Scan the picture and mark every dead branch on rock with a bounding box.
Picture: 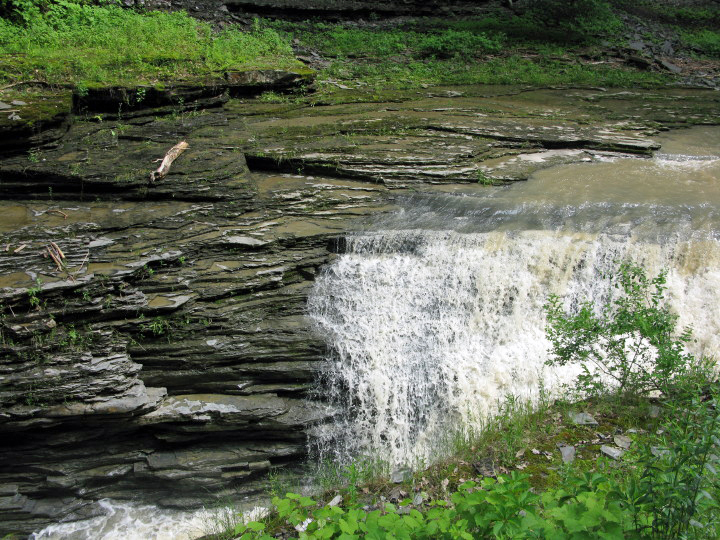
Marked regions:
[49,242,65,259]
[47,246,64,272]
[73,250,90,280]
[46,242,74,280]
[47,209,68,219]
[150,141,188,182]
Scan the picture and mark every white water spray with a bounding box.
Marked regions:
[30,499,267,540]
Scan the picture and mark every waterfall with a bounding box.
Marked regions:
[308,127,720,469]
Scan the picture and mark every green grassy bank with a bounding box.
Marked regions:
[0,4,302,87]
[1,0,719,92]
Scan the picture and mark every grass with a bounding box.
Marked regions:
[316,54,671,92]
[1,0,710,92]
[266,14,674,95]
[682,29,720,58]
[0,6,303,86]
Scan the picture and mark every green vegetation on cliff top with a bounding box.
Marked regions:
[2,0,719,92]
[0,3,302,86]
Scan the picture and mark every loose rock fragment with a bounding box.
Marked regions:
[558,445,576,463]
[569,412,598,425]
[614,435,632,449]
[601,445,625,460]
[391,467,411,484]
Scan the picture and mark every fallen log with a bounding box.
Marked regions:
[150,141,189,182]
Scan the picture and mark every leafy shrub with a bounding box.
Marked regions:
[545,261,694,397]
[632,392,720,539]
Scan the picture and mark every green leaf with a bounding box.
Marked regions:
[246,521,266,532]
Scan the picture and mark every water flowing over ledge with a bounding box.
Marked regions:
[308,127,720,469]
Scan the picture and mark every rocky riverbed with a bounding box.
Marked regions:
[1,77,718,536]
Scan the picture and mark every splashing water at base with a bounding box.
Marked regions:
[308,126,720,470]
[30,500,266,540]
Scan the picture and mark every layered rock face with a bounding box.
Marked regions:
[1,81,718,535]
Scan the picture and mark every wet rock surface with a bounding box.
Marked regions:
[0,84,718,535]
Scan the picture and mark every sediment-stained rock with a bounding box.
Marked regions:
[0,84,718,536]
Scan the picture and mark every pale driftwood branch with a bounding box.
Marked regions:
[150,141,189,182]
[47,246,64,272]
[50,241,65,259]
[73,250,90,279]
[48,209,68,219]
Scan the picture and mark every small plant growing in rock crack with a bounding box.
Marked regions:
[141,317,171,336]
[135,86,147,104]
[137,264,155,279]
[476,169,493,185]
[27,278,43,309]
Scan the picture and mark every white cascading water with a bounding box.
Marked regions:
[308,126,720,470]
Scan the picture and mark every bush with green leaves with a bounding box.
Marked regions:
[233,474,542,540]
[631,392,720,539]
[544,261,694,397]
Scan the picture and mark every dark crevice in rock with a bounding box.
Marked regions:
[246,153,380,183]
[424,125,660,155]
[223,0,491,19]
[0,170,231,202]
[71,70,315,115]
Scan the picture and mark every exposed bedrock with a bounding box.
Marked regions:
[0,84,718,535]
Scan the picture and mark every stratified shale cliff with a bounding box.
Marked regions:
[1,76,718,535]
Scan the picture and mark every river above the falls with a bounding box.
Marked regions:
[29,122,720,539]
[308,125,720,470]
